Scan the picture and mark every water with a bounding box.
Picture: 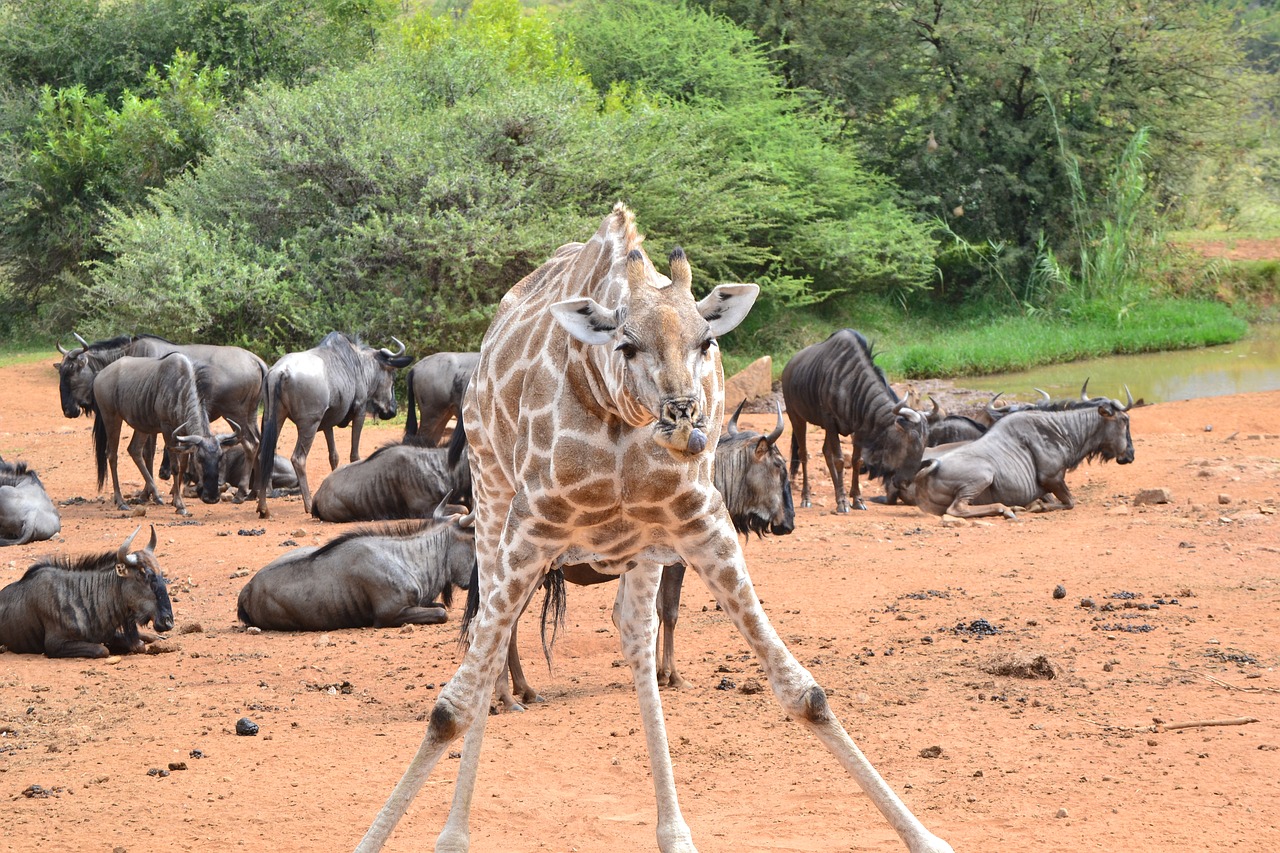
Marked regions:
[970,324,1280,404]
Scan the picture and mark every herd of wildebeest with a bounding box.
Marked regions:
[0,326,1135,682]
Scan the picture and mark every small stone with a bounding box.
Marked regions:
[235,717,259,736]
[1218,494,1231,505]
[167,762,188,771]
[1133,488,1172,506]
[1056,807,1069,819]
[1080,598,1097,610]
[1052,584,1067,600]
[738,679,763,695]
[919,745,943,759]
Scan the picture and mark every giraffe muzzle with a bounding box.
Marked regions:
[655,398,708,455]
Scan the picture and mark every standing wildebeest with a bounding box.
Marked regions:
[492,400,795,711]
[256,332,414,518]
[354,205,952,853]
[311,428,472,522]
[403,352,480,446]
[912,399,1135,519]
[237,503,475,631]
[0,525,172,658]
[56,333,266,498]
[91,354,237,514]
[0,457,61,546]
[781,329,928,512]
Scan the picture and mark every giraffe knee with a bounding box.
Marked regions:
[428,698,465,741]
[800,685,833,724]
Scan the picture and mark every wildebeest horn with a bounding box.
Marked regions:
[1080,378,1091,401]
[926,394,945,421]
[146,524,157,552]
[74,332,91,349]
[985,393,1006,421]
[892,399,921,423]
[727,399,747,435]
[1035,388,1051,403]
[458,511,475,528]
[117,525,143,566]
[1120,385,1134,411]
[766,399,784,445]
[379,336,406,358]
[56,341,69,355]
[225,417,243,435]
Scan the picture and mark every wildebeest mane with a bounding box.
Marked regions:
[0,459,36,487]
[23,551,115,579]
[310,519,439,559]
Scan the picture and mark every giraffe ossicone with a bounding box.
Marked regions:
[354,204,953,853]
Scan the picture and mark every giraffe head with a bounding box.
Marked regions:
[550,245,758,457]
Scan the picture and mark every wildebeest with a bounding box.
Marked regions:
[781,329,928,511]
[91,353,237,514]
[403,352,480,446]
[923,395,989,445]
[0,457,61,546]
[0,525,172,658]
[56,333,266,497]
[310,428,472,522]
[237,502,475,631]
[180,437,299,498]
[912,399,1135,519]
[492,400,796,711]
[256,332,414,518]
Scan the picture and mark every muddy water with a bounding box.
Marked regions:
[969,324,1280,404]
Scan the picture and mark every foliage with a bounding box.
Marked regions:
[694,0,1257,301]
[0,52,228,323]
[82,0,934,355]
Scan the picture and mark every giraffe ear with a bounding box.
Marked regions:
[697,284,759,337]
[550,298,623,346]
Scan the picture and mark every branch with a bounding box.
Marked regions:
[1081,715,1260,733]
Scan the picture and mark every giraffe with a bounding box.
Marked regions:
[354,204,953,853]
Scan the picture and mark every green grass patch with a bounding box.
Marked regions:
[721,296,1247,381]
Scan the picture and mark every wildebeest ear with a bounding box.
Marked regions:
[697,284,759,337]
[550,298,622,346]
[218,433,242,448]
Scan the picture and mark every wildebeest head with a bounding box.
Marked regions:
[432,498,478,599]
[114,525,174,633]
[54,344,96,418]
[717,400,794,537]
[367,338,414,420]
[877,400,929,492]
[550,246,758,458]
[175,420,242,504]
[1093,400,1135,465]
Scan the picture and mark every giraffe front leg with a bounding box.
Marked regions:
[688,527,954,853]
[614,567,697,853]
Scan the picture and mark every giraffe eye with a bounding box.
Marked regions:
[699,338,714,355]
[615,341,638,360]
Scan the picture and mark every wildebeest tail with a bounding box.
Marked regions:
[458,558,480,652]
[539,569,566,670]
[91,400,108,490]
[445,420,472,507]
[257,372,284,491]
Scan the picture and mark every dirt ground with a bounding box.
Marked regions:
[1,355,1278,853]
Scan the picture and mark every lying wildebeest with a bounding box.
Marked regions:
[912,398,1134,519]
[56,333,266,498]
[403,351,480,447]
[0,525,172,658]
[310,427,471,522]
[781,329,928,511]
[923,395,989,445]
[237,502,475,631]
[491,401,795,711]
[179,437,299,498]
[92,353,238,514]
[256,332,414,518]
[0,457,61,546]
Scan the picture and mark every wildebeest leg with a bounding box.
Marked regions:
[291,423,321,514]
[656,563,687,688]
[124,431,164,505]
[787,410,812,508]
[849,438,868,511]
[348,412,367,463]
[614,565,697,852]
[45,635,110,658]
[1028,477,1075,512]
[373,604,448,627]
[685,520,954,853]
[169,448,191,516]
[323,425,341,470]
[821,428,852,512]
[946,478,1016,519]
[107,623,146,655]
